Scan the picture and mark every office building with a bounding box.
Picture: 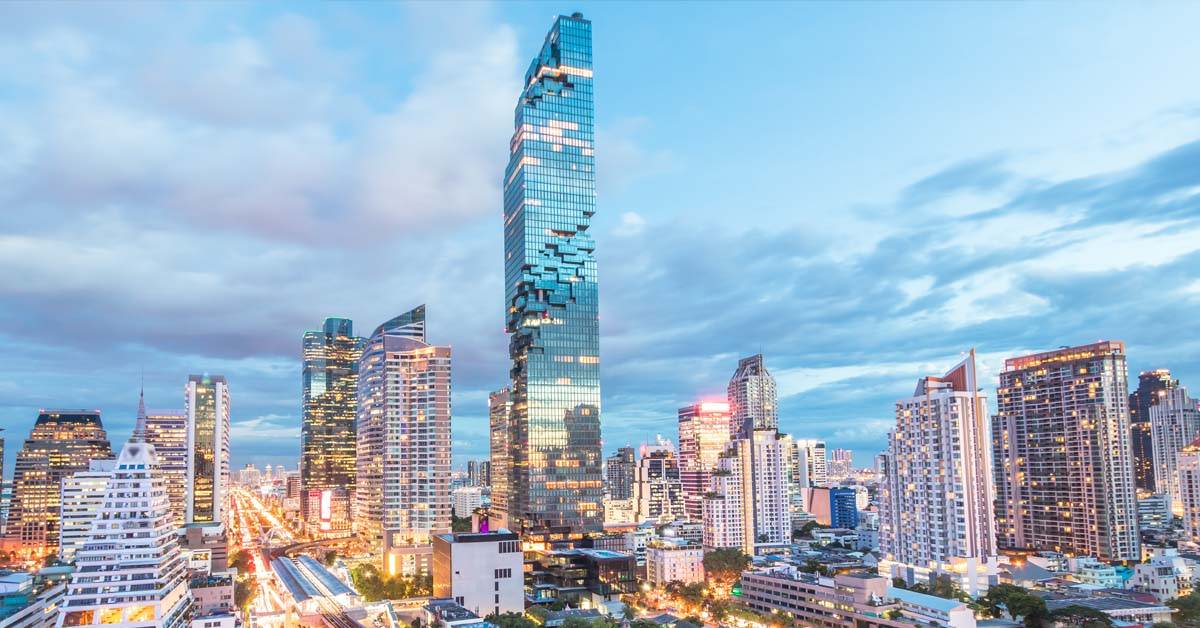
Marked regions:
[304,487,351,536]
[879,352,995,592]
[1150,386,1200,512]
[633,446,685,523]
[488,388,512,522]
[432,530,524,618]
[355,306,452,576]
[793,439,828,488]
[1137,493,1172,531]
[702,430,790,553]
[58,460,116,563]
[55,422,192,628]
[143,401,188,529]
[605,447,635,501]
[727,354,778,438]
[992,341,1139,561]
[1131,369,1178,493]
[0,570,67,628]
[677,402,731,522]
[503,12,603,532]
[185,375,230,525]
[645,536,704,587]
[301,317,365,525]
[740,569,917,628]
[806,487,859,529]
[4,410,113,557]
[525,548,637,606]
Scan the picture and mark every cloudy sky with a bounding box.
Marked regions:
[3,2,1200,474]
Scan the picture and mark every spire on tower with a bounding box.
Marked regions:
[133,378,147,442]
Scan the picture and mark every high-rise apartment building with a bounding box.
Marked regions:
[58,460,116,563]
[1177,437,1200,544]
[4,410,113,557]
[992,341,1139,561]
[879,352,995,591]
[1150,387,1200,512]
[727,355,778,438]
[828,449,854,480]
[702,430,789,553]
[355,306,452,576]
[142,394,188,529]
[605,447,636,501]
[678,402,731,522]
[791,439,828,489]
[185,374,230,525]
[633,446,685,523]
[301,317,365,525]
[55,421,192,628]
[1130,369,1178,493]
[488,388,512,522]
[503,12,603,532]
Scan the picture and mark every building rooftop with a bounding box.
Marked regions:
[1046,596,1169,613]
[888,586,967,614]
[425,598,481,622]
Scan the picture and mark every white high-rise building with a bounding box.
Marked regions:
[879,351,996,594]
[1177,437,1200,544]
[355,306,452,577]
[185,374,230,526]
[452,486,484,518]
[55,421,192,628]
[58,460,116,563]
[678,402,731,523]
[1151,387,1200,513]
[702,430,789,553]
[792,439,827,488]
[633,442,686,523]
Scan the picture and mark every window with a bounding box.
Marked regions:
[495,568,512,579]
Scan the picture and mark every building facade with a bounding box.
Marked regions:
[828,448,854,480]
[355,306,452,576]
[1150,386,1200,512]
[185,375,230,525]
[633,447,685,523]
[503,12,603,533]
[57,460,116,563]
[4,410,113,557]
[488,388,512,521]
[143,405,188,529]
[879,353,995,591]
[645,537,704,587]
[605,447,635,501]
[1130,369,1178,493]
[727,354,778,438]
[677,402,731,522]
[702,430,789,553]
[300,317,365,525]
[992,341,1139,561]
[1177,436,1200,544]
[431,531,524,618]
[55,427,192,628]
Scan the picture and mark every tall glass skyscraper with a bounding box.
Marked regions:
[186,374,230,525]
[503,13,602,531]
[301,317,365,525]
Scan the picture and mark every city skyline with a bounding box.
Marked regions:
[3,3,1200,475]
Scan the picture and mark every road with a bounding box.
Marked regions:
[229,487,295,625]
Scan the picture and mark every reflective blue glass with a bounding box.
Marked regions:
[503,13,602,531]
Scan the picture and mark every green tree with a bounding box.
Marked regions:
[323,549,337,566]
[795,521,827,539]
[1049,604,1114,627]
[981,584,1048,627]
[703,548,751,593]
[234,579,259,610]
[485,613,536,628]
[451,514,472,532]
[1171,590,1200,627]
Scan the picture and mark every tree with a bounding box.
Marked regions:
[451,514,472,533]
[234,579,259,610]
[1049,605,1113,627]
[229,550,252,573]
[795,521,827,539]
[485,613,536,628]
[323,550,337,566]
[1171,590,1200,627]
[703,548,751,593]
[981,584,1048,627]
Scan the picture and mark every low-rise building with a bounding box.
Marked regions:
[645,537,703,587]
[739,569,911,627]
[1066,557,1126,589]
[422,599,488,628]
[1132,548,1199,602]
[1045,594,1173,625]
[189,574,236,617]
[0,573,66,628]
[432,530,523,618]
[527,549,637,607]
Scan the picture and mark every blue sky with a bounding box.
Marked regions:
[2,1,1200,474]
